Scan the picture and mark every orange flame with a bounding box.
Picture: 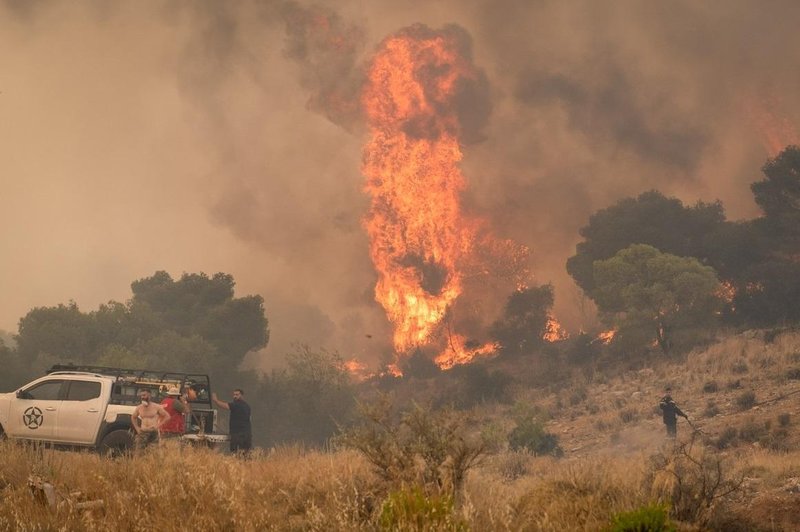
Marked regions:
[434,334,499,370]
[744,94,800,157]
[361,28,479,354]
[597,329,616,345]
[342,358,370,381]
[717,281,736,304]
[543,316,569,342]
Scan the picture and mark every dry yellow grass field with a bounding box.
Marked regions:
[2,440,799,530]
[2,330,800,530]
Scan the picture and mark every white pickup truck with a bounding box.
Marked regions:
[0,365,228,454]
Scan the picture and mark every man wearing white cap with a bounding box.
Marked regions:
[160,385,188,437]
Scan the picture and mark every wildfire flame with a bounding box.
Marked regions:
[597,329,617,345]
[342,358,369,381]
[361,26,480,355]
[434,333,499,370]
[744,93,800,157]
[543,317,569,342]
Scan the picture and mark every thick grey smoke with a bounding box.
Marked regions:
[2,0,800,369]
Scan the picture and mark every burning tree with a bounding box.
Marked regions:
[591,244,723,354]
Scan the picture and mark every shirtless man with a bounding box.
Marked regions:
[132,389,170,452]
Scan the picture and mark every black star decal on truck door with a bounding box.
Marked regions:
[23,406,44,429]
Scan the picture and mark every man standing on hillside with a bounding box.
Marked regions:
[659,387,688,438]
[212,389,252,455]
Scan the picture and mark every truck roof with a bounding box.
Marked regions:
[47,364,210,380]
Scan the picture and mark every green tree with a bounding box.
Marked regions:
[752,145,800,245]
[730,260,800,327]
[0,338,24,392]
[259,346,356,445]
[567,191,732,293]
[591,244,722,354]
[16,302,96,364]
[490,284,554,355]
[130,271,269,366]
[14,271,269,373]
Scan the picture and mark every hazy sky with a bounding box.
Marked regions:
[2,0,799,370]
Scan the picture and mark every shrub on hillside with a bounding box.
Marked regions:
[337,397,488,504]
[650,440,743,526]
[609,503,676,532]
[714,427,738,449]
[731,360,749,374]
[735,390,756,411]
[259,346,356,445]
[619,408,639,424]
[702,381,719,393]
[703,400,720,418]
[449,364,513,408]
[379,486,466,531]
[508,408,563,457]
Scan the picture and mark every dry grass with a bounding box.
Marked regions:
[0,441,380,531]
[3,439,798,530]
[3,331,800,530]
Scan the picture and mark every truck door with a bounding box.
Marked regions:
[55,379,105,444]
[8,379,64,440]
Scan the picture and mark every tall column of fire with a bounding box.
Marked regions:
[361,26,479,355]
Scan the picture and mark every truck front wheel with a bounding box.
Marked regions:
[99,429,133,457]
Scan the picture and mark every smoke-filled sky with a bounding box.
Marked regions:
[2,0,800,370]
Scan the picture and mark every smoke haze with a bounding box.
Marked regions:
[2,0,799,369]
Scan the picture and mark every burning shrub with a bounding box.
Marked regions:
[490,285,554,356]
[591,244,723,355]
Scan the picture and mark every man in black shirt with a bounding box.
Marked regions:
[658,387,688,438]
[212,388,252,454]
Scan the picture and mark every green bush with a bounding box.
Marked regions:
[609,503,676,532]
[508,413,563,457]
[379,486,466,531]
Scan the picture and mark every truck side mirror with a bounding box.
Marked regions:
[16,390,31,399]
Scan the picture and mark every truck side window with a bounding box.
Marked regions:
[65,381,101,401]
[22,380,64,400]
